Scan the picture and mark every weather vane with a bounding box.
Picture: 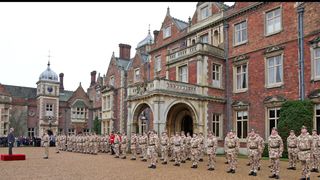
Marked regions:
[47,49,52,66]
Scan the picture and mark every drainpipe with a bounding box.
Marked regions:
[297,6,305,100]
[224,22,231,133]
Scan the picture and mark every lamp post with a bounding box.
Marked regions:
[140,113,146,134]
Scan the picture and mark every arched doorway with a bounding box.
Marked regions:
[132,103,153,135]
[166,103,196,136]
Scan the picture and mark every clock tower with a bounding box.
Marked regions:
[36,61,60,136]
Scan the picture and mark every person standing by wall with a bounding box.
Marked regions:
[7,128,15,155]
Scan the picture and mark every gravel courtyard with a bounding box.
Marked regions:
[0,147,318,180]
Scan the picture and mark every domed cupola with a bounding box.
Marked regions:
[39,61,59,82]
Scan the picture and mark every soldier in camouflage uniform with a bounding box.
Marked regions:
[186,132,192,161]
[105,134,110,153]
[114,132,121,158]
[169,134,175,162]
[287,130,298,170]
[55,134,60,153]
[224,130,239,174]
[247,129,262,176]
[173,132,182,166]
[268,127,283,179]
[147,130,159,169]
[190,132,200,168]
[130,132,138,160]
[139,132,148,161]
[120,132,127,159]
[311,129,320,173]
[160,131,169,164]
[206,131,217,171]
[257,130,264,171]
[180,131,187,163]
[297,126,313,180]
[198,132,204,162]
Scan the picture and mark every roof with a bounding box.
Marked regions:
[59,90,73,101]
[140,53,149,63]
[137,32,153,49]
[3,85,37,99]
[0,84,10,96]
[172,17,188,30]
[116,58,131,70]
[72,99,87,107]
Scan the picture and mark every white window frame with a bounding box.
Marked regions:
[266,107,281,137]
[212,113,223,139]
[155,55,161,72]
[134,68,140,82]
[200,33,209,44]
[200,5,210,20]
[266,54,284,88]
[212,63,222,88]
[28,128,35,137]
[68,128,75,136]
[178,65,188,83]
[109,76,115,86]
[233,20,248,46]
[45,104,53,117]
[163,26,171,39]
[106,95,111,110]
[265,7,282,36]
[311,47,320,81]
[233,63,248,93]
[236,111,248,139]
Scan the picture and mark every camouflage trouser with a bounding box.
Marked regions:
[180,145,186,161]
[207,147,216,169]
[299,151,311,178]
[226,149,237,170]
[173,146,181,165]
[199,144,204,160]
[44,143,49,158]
[140,145,147,160]
[288,148,298,168]
[161,145,168,162]
[186,145,191,159]
[120,144,127,158]
[149,146,157,165]
[89,143,93,154]
[191,147,199,166]
[105,142,110,153]
[270,158,280,175]
[114,144,120,157]
[55,142,59,153]
[311,153,320,169]
[131,146,137,159]
[93,142,98,154]
[248,149,259,173]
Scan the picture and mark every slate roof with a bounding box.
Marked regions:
[59,90,74,101]
[172,17,188,30]
[116,58,131,70]
[3,85,37,99]
[137,32,153,49]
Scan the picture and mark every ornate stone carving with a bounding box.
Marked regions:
[233,54,249,63]
[263,95,286,107]
[264,45,284,54]
[232,100,249,110]
[309,36,320,48]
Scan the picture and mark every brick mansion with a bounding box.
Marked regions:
[0,2,320,152]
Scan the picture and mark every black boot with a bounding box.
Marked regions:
[249,171,254,176]
[148,165,153,168]
[269,174,276,178]
[162,161,167,165]
[246,163,251,166]
[231,169,236,173]
[253,172,257,176]
[227,169,233,173]
[275,175,279,179]
[208,168,214,171]
[199,159,203,162]
[152,165,156,169]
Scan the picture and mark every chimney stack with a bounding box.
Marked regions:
[90,71,97,87]
[153,30,159,43]
[59,73,64,92]
[119,43,131,60]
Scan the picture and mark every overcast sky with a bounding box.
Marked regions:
[0,2,234,91]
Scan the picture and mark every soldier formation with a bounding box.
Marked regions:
[49,125,320,179]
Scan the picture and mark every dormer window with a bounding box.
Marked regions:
[110,76,114,86]
[200,5,210,20]
[163,26,171,39]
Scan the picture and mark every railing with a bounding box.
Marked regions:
[167,43,225,63]
[127,79,203,98]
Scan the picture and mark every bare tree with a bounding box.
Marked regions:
[9,107,27,137]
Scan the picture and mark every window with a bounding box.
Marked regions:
[178,65,188,83]
[313,48,320,79]
[28,128,35,137]
[106,95,111,110]
[267,55,283,87]
[212,64,221,88]
[315,104,320,133]
[110,76,114,86]
[236,111,248,139]
[235,64,248,91]
[234,21,247,45]
[83,129,90,133]
[200,34,209,44]
[163,26,171,38]
[265,8,282,35]
[45,104,53,117]
[134,69,140,82]
[200,6,210,20]
[103,96,107,110]
[72,107,86,119]
[212,114,222,138]
[268,108,280,135]
[155,55,161,72]
[68,128,75,136]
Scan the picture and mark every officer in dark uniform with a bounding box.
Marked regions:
[8,128,15,155]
